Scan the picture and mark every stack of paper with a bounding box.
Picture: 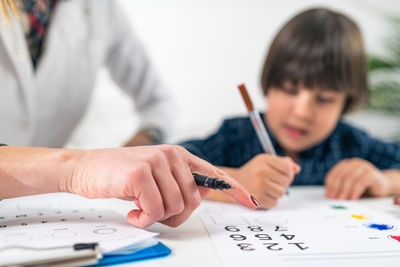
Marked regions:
[0,193,160,266]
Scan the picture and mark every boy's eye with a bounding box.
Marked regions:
[316,95,335,103]
[281,86,298,95]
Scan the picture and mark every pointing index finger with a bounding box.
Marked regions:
[184,149,259,209]
[214,170,260,209]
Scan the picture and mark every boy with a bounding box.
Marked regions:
[180,8,400,208]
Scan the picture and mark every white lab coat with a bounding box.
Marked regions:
[0,0,175,147]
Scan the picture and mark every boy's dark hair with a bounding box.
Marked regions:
[261,8,368,113]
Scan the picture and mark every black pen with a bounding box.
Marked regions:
[193,173,232,190]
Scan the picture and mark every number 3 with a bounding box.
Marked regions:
[237,243,255,251]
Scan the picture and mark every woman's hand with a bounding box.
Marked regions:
[0,145,257,228]
[63,145,258,228]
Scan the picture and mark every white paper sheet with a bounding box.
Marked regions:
[0,193,157,265]
[199,188,400,267]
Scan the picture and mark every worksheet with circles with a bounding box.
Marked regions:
[0,193,156,258]
[199,191,400,267]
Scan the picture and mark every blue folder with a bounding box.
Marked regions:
[92,242,171,266]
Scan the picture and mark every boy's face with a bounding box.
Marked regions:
[266,82,347,153]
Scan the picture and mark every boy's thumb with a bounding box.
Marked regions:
[292,162,301,174]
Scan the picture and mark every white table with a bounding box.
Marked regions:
[106,186,399,266]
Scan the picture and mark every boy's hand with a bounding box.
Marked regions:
[234,154,300,208]
[325,158,391,200]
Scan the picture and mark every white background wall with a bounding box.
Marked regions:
[66,0,400,149]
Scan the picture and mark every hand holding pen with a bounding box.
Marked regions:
[231,154,299,208]
[234,84,300,207]
[31,145,260,229]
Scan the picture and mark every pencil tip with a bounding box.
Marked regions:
[215,180,232,190]
[223,183,232,189]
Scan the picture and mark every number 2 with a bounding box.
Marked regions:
[263,243,283,251]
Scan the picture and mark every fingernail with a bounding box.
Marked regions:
[394,196,400,205]
[250,195,259,206]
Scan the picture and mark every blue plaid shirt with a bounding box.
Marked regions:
[180,114,400,185]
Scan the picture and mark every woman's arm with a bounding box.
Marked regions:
[0,146,79,198]
[103,1,176,144]
[0,145,258,227]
